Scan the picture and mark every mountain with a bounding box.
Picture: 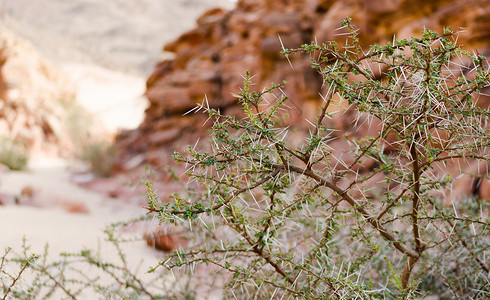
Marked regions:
[0,0,235,75]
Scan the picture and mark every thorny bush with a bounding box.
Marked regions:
[147,20,489,299]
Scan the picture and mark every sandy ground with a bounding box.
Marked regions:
[0,157,143,251]
[0,24,197,293]
[0,156,218,298]
[0,156,162,262]
[0,155,177,298]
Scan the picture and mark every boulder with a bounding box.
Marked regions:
[145,228,187,252]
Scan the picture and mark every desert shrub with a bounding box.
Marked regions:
[146,20,489,299]
[77,139,116,177]
[60,97,115,177]
[0,137,28,170]
[59,97,95,145]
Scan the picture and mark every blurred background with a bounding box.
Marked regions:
[0,0,234,283]
[0,0,488,297]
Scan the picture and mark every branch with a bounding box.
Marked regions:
[270,163,420,258]
[145,169,280,215]
[428,199,489,273]
[409,141,423,253]
[227,209,295,285]
[2,257,34,300]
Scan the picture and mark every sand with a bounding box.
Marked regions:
[0,155,161,264]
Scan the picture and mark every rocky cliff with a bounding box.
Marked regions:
[0,28,78,156]
[114,0,489,197]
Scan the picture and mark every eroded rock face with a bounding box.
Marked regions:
[114,0,489,198]
[0,28,77,155]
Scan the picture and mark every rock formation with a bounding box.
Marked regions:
[114,0,489,198]
[0,28,78,156]
[145,228,187,252]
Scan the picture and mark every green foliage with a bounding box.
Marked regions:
[148,21,490,299]
[0,137,28,171]
[77,139,116,177]
[60,97,95,147]
[60,96,115,177]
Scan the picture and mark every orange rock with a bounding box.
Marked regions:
[113,0,490,213]
[148,128,181,147]
[478,178,490,201]
[145,229,186,252]
[19,185,36,205]
[62,202,89,214]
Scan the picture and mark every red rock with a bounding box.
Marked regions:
[479,179,490,200]
[19,185,36,204]
[62,202,89,214]
[363,0,401,13]
[446,161,489,205]
[197,8,228,25]
[145,229,186,252]
[112,0,490,207]
[447,174,477,205]
[148,128,181,147]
